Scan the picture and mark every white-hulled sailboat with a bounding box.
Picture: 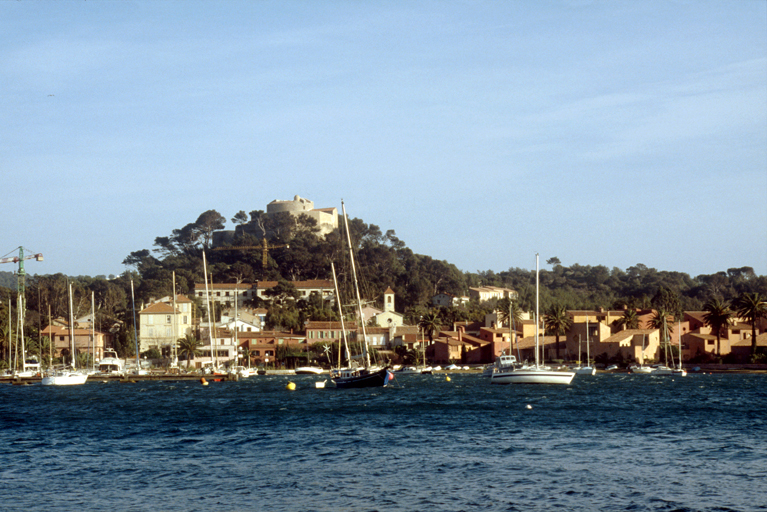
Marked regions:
[42,282,88,386]
[491,254,575,385]
[574,317,596,375]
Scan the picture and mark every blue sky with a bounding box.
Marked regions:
[2,1,765,279]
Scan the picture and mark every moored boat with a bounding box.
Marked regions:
[491,255,575,385]
[295,366,324,375]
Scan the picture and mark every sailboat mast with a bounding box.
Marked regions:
[68,282,76,369]
[586,313,591,367]
[234,280,238,365]
[172,272,178,365]
[202,250,216,369]
[8,298,13,371]
[130,279,140,372]
[677,320,683,370]
[341,201,371,369]
[331,262,351,367]
[91,291,95,372]
[48,305,52,370]
[535,253,540,368]
[18,292,26,373]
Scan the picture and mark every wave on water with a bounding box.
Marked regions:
[1,373,765,511]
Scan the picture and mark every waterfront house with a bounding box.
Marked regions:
[193,280,335,308]
[138,294,194,354]
[41,324,109,362]
[596,329,661,364]
[237,330,305,367]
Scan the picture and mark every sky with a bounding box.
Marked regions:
[2,1,766,279]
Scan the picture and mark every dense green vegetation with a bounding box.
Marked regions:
[1,209,765,362]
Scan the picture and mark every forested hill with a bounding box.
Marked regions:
[2,209,764,328]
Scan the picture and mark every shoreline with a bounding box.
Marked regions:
[3,364,767,384]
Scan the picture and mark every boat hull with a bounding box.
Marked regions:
[491,368,575,385]
[41,373,88,386]
[332,368,389,388]
[295,367,324,375]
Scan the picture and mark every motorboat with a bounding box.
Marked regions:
[395,366,423,374]
[98,349,124,375]
[230,366,254,378]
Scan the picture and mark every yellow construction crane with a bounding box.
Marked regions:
[212,238,289,269]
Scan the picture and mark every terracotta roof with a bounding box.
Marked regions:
[194,283,255,290]
[731,333,767,347]
[432,336,472,347]
[515,335,563,349]
[688,333,717,341]
[685,311,707,322]
[306,321,346,329]
[42,326,106,336]
[601,329,657,344]
[140,302,176,314]
[255,280,333,289]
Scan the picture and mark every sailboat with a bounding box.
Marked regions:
[653,316,679,376]
[331,201,390,389]
[631,333,654,374]
[574,317,596,375]
[42,282,88,386]
[491,255,575,385]
[657,321,687,377]
[672,321,687,376]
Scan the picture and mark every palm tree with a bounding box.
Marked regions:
[733,293,766,357]
[418,311,441,344]
[616,309,639,330]
[497,298,523,328]
[544,304,571,360]
[703,298,732,357]
[177,333,202,369]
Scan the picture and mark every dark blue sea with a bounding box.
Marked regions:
[1,373,766,512]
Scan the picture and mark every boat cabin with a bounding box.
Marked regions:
[495,355,517,370]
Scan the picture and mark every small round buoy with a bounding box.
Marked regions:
[286,382,296,391]
[200,377,208,386]
[526,404,532,409]
[446,376,451,382]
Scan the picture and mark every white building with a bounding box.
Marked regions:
[138,295,194,354]
[468,286,517,302]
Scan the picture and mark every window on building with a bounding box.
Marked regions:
[166,315,172,324]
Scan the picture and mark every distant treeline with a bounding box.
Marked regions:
[1,209,764,357]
